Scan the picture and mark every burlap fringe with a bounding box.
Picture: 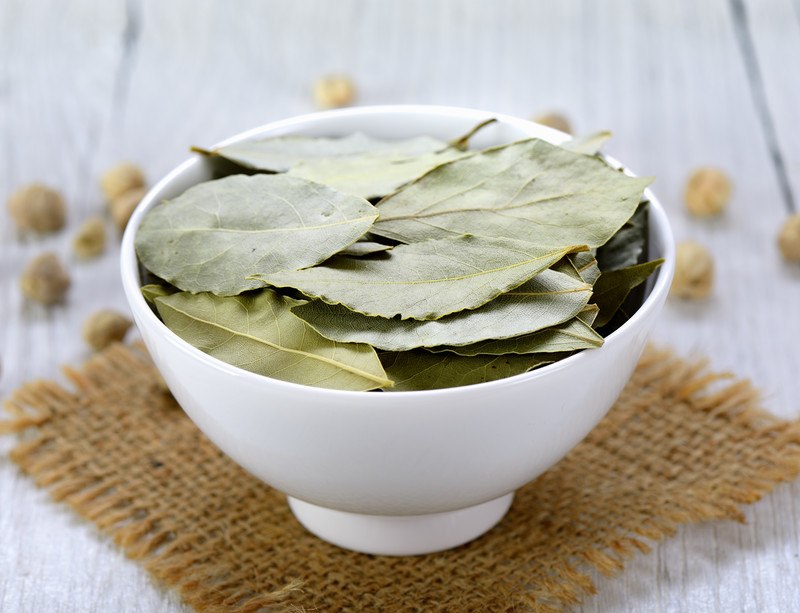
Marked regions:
[3,344,799,612]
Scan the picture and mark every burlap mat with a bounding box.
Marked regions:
[2,344,800,612]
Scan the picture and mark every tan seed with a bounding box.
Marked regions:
[778,214,800,262]
[684,167,732,217]
[110,186,147,232]
[313,75,356,109]
[100,162,146,203]
[20,252,71,305]
[532,112,572,135]
[72,216,107,259]
[82,309,133,351]
[671,241,714,299]
[7,183,66,234]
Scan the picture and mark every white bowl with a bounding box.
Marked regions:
[121,105,675,556]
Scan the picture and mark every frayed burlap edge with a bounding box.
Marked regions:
[2,344,800,612]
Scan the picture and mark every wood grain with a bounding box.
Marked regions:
[1,0,798,611]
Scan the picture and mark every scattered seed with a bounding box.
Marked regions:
[82,309,133,351]
[100,162,146,203]
[671,241,714,299]
[20,252,71,305]
[72,216,107,259]
[778,214,800,263]
[111,186,147,232]
[7,183,66,234]
[684,167,732,217]
[532,112,572,135]
[313,75,356,109]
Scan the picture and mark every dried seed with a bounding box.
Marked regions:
[313,75,356,109]
[671,241,714,299]
[778,214,800,262]
[72,216,107,259]
[100,162,146,203]
[82,309,132,351]
[7,183,66,234]
[20,252,71,305]
[110,186,147,232]
[533,112,572,135]
[684,167,731,217]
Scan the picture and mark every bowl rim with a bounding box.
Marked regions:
[121,104,675,398]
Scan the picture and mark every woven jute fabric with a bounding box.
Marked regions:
[3,344,800,612]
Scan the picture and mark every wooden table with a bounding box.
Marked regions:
[2,1,799,610]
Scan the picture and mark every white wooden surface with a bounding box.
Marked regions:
[1,1,799,610]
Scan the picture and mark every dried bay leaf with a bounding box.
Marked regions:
[380,351,555,391]
[135,174,378,296]
[596,202,649,272]
[552,252,600,286]
[448,118,498,151]
[288,148,470,199]
[141,283,176,306]
[593,259,664,328]
[578,303,600,326]
[562,131,613,156]
[291,268,591,351]
[192,132,448,173]
[155,289,392,391]
[337,241,393,257]
[570,251,601,285]
[372,138,650,249]
[256,235,587,321]
[429,306,602,356]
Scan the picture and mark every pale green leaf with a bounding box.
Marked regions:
[256,235,586,320]
[577,303,600,326]
[429,307,603,356]
[135,174,378,296]
[141,283,176,305]
[155,289,392,391]
[288,148,469,199]
[291,268,591,351]
[337,241,393,257]
[570,251,601,285]
[562,131,613,156]
[372,138,651,249]
[596,202,649,272]
[449,118,498,150]
[380,351,556,391]
[192,132,448,173]
[594,259,664,327]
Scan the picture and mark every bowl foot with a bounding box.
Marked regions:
[287,492,514,556]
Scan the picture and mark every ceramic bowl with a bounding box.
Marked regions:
[121,105,675,556]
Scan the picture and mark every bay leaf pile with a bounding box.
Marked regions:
[135,121,662,392]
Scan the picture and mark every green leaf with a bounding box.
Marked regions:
[448,118,498,151]
[192,132,449,173]
[562,131,613,156]
[154,289,392,391]
[134,174,378,296]
[570,251,601,285]
[141,283,176,305]
[287,149,469,199]
[379,351,556,391]
[577,303,600,326]
[552,252,600,286]
[596,202,648,272]
[593,259,664,327]
[291,268,591,351]
[255,235,587,321]
[337,241,394,257]
[429,307,603,356]
[372,138,650,249]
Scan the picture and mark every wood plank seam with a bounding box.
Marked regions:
[729,0,797,214]
[112,0,143,123]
